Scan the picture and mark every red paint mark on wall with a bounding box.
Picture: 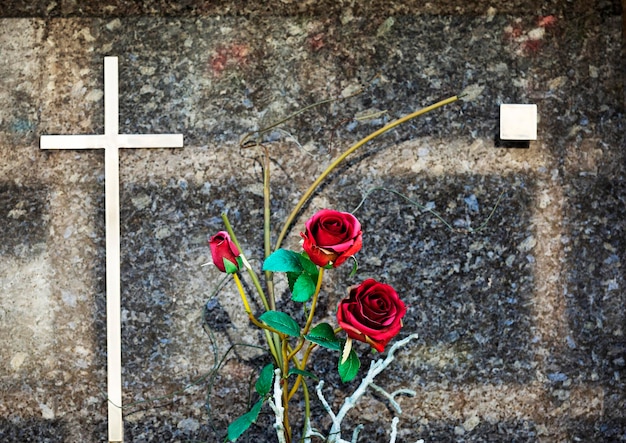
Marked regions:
[209,43,251,76]
[307,33,325,52]
[503,14,558,57]
[537,15,557,28]
[522,38,543,55]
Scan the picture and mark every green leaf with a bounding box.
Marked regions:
[305,323,341,350]
[338,344,360,383]
[259,311,301,337]
[262,249,303,273]
[298,253,319,276]
[236,255,247,270]
[227,399,263,441]
[288,367,319,381]
[291,273,317,303]
[348,256,358,278]
[286,271,300,292]
[223,257,239,274]
[255,364,274,397]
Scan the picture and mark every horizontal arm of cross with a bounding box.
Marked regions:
[40,133,183,150]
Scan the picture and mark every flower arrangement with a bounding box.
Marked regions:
[205,94,462,443]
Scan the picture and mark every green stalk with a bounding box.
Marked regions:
[221,213,283,367]
[303,267,324,335]
[302,380,311,442]
[221,213,270,311]
[263,146,276,310]
[287,267,325,362]
[274,94,460,251]
[232,274,283,337]
[262,147,283,369]
[281,338,292,443]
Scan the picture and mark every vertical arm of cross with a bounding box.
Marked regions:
[40,56,183,443]
[104,56,123,443]
[105,57,119,136]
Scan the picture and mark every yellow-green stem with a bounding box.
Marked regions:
[303,267,324,335]
[261,147,283,366]
[263,147,277,311]
[288,343,317,400]
[221,213,271,311]
[221,213,282,366]
[239,91,363,149]
[274,95,460,251]
[286,267,325,362]
[232,273,284,338]
[281,338,292,442]
[302,378,311,438]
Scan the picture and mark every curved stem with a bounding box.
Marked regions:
[239,87,367,149]
[274,95,460,251]
[301,378,312,442]
[263,146,276,310]
[303,267,324,335]
[221,213,270,311]
[232,273,284,337]
[281,339,292,442]
[287,343,317,401]
[260,147,283,367]
[286,267,325,362]
[222,213,283,366]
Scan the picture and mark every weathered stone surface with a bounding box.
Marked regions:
[0,1,624,442]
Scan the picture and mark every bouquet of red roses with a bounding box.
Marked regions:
[209,209,407,443]
[205,94,460,442]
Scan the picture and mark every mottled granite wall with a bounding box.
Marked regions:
[0,1,624,442]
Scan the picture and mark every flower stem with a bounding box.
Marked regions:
[221,213,271,311]
[281,338,292,442]
[221,213,283,366]
[263,146,275,310]
[303,267,324,335]
[287,267,325,362]
[231,273,284,350]
[287,343,317,401]
[301,378,311,442]
[274,95,460,251]
[239,91,364,149]
[261,147,284,367]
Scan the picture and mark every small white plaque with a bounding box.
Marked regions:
[500,104,537,140]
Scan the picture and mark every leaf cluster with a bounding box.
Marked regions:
[263,249,320,302]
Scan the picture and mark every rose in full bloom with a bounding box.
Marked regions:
[300,209,362,268]
[209,231,241,273]
[337,279,407,352]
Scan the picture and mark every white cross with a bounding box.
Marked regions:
[40,57,184,443]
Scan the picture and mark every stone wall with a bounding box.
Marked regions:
[0,1,624,442]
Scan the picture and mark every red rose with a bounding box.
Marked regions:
[209,231,241,273]
[337,279,406,352]
[300,209,362,268]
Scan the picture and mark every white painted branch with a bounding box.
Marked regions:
[389,417,400,443]
[268,368,287,443]
[315,381,336,421]
[369,383,416,414]
[350,424,364,443]
[301,412,317,443]
[303,426,325,443]
[313,334,419,443]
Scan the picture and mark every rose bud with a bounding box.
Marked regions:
[337,279,407,352]
[209,231,241,273]
[300,209,362,268]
